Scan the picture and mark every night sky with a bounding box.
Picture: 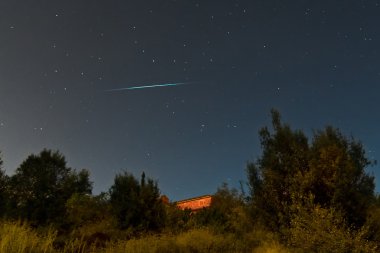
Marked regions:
[1,0,380,201]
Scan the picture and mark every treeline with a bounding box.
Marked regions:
[0,150,168,233]
[1,110,380,252]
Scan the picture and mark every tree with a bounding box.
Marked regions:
[138,172,166,230]
[247,110,375,230]
[307,126,375,226]
[247,110,310,230]
[109,171,165,232]
[8,149,93,225]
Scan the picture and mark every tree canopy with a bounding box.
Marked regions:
[109,171,165,232]
[8,149,93,225]
[247,109,375,230]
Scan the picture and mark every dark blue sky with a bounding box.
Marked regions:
[0,0,379,200]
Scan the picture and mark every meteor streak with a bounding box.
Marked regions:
[105,82,188,92]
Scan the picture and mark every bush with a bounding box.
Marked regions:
[288,204,378,252]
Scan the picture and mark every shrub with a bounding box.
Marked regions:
[288,204,378,252]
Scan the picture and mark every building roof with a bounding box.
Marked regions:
[175,194,213,204]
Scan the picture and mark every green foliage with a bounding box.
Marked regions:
[247,110,309,230]
[109,171,165,232]
[8,149,93,225]
[65,193,113,230]
[247,109,375,230]
[138,172,166,231]
[288,200,378,252]
[164,203,192,233]
[364,204,380,243]
[306,127,375,226]
[191,183,251,235]
[110,171,140,230]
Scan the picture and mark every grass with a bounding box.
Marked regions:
[101,228,290,253]
[0,221,55,253]
[0,221,293,253]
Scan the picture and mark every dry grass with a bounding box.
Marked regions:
[99,228,289,253]
[0,222,297,253]
[0,221,55,253]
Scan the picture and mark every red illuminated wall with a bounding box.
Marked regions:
[176,195,212,211]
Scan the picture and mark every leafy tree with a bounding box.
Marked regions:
[8,149,93,225]
[306,126,375,226]
[109,171,165,232]
[247,110,309,230]
[109,171,140,230]
[248,110,375,230]
[138,172,166,230]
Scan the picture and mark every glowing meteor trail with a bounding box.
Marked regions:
[105,82,188,92]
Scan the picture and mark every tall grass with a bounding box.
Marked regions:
[108,229,232,253]
[0,222,291,253]
[0,221,55,253]
[102,228,289,253]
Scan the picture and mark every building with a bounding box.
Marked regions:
[176,195,212,212]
